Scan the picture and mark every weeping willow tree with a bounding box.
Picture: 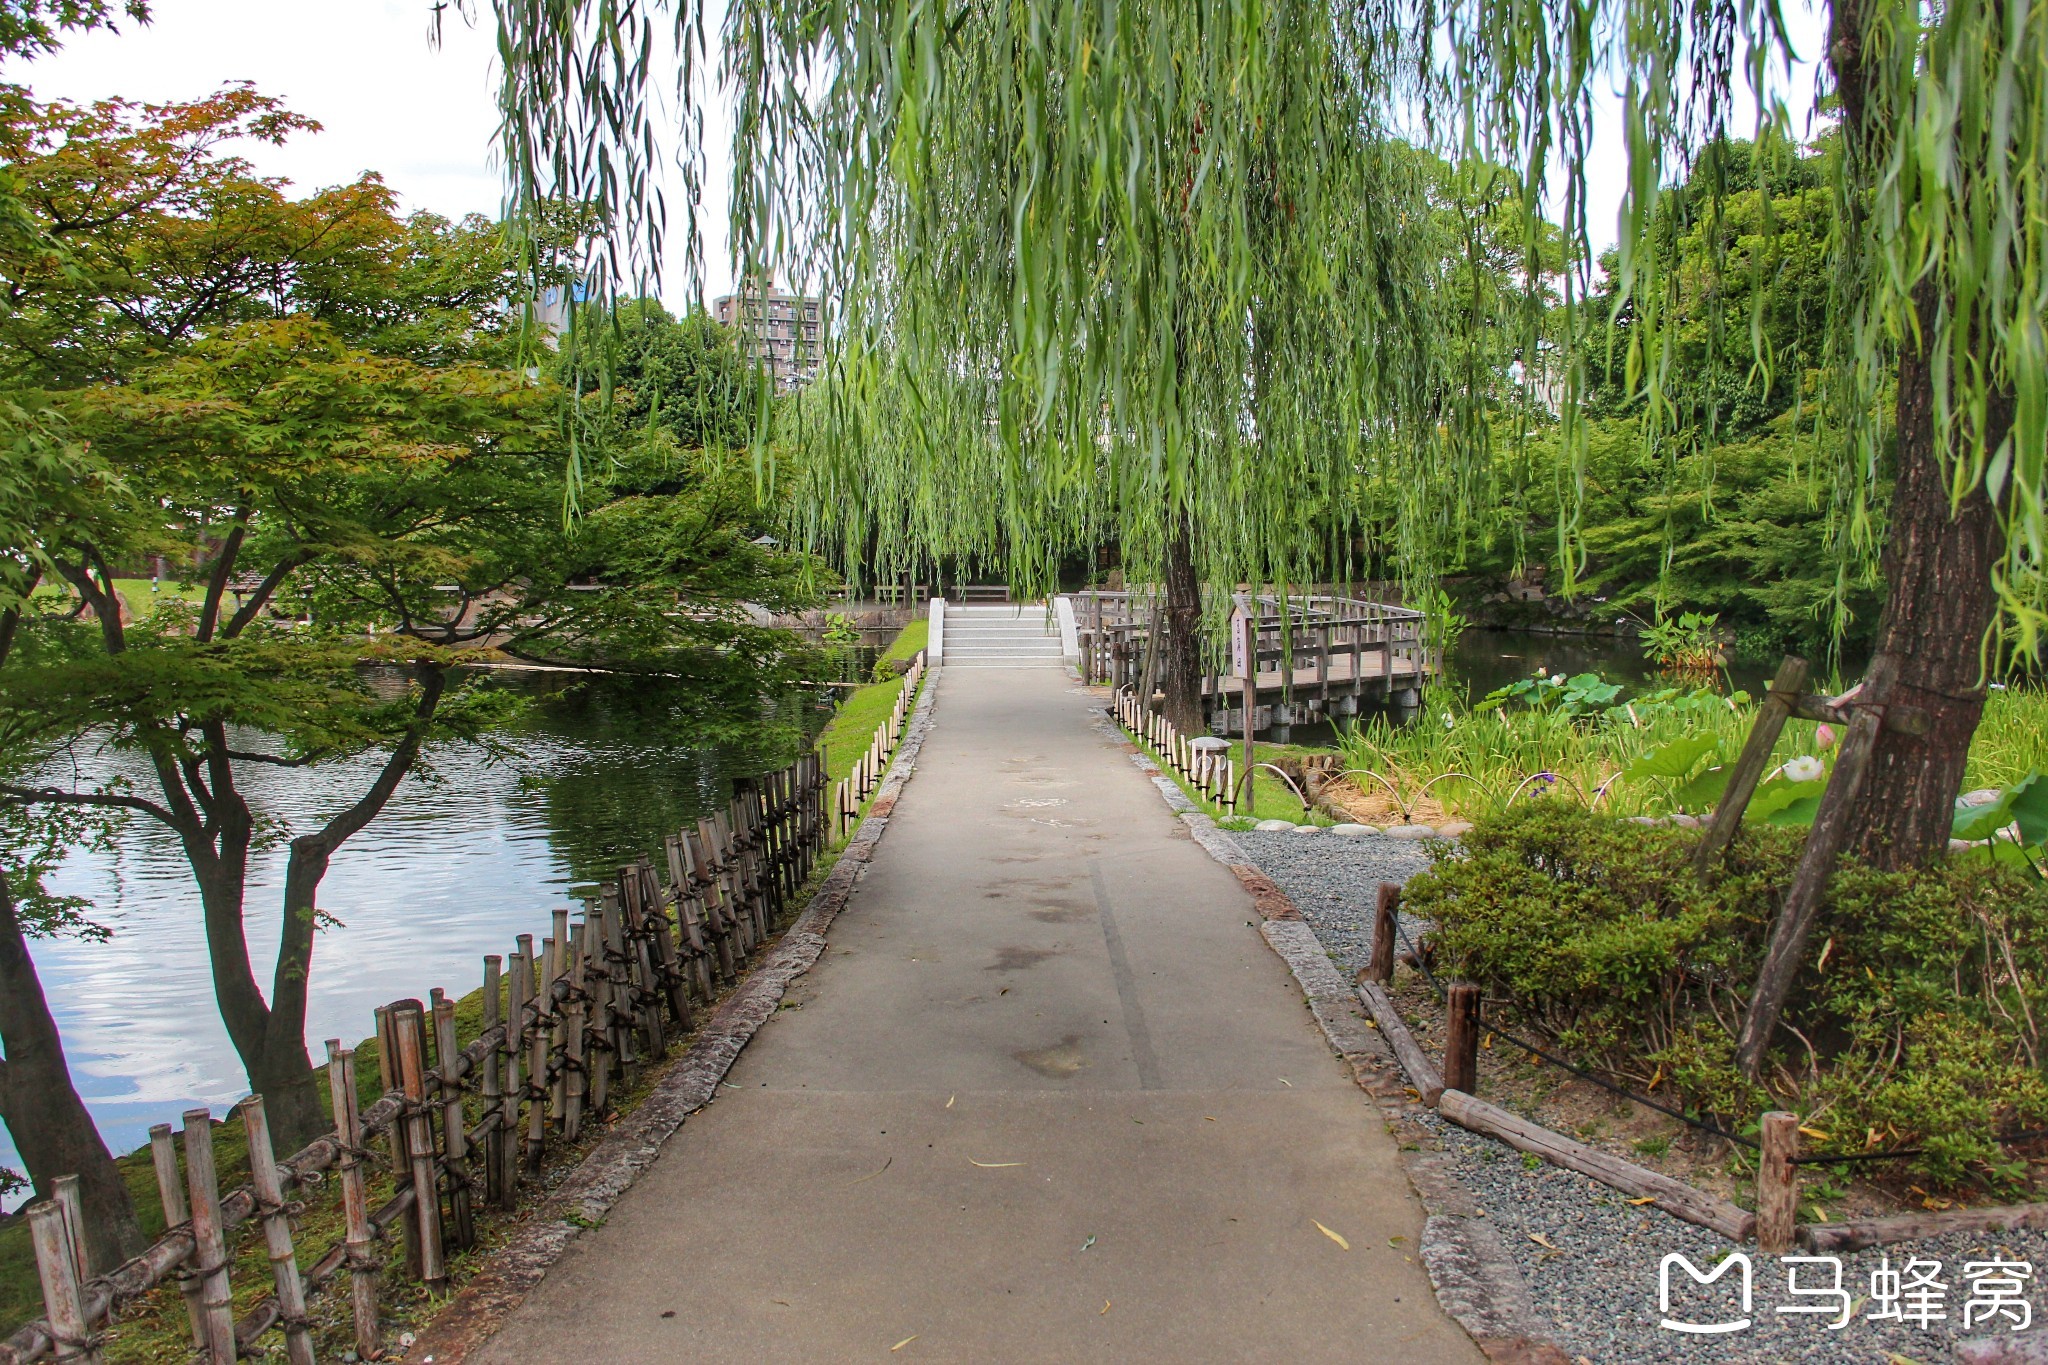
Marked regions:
[734,0,1476,731]
[491,0,2044,865]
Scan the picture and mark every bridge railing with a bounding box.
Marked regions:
[1068,588,1431,695]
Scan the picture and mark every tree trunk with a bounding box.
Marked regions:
[1160,515,1206,733]
[1826,0,2015,871]
[0,870,145,1275]
[1838,285,2009,870]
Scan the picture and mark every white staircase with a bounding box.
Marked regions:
[940,604,1064,668]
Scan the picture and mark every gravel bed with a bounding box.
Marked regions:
[1225,829,2048,1363]
[1219,828,1434,974]
[1426,1112,2048,1362]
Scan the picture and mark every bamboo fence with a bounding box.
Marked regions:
[1112,687,1239,816]
[829,652,927,840]
[1,747,831,1365]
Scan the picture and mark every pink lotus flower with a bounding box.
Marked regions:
[1814,723,1837,750]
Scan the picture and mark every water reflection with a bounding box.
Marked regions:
[6,671,825,1181]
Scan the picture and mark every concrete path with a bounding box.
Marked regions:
[473,668,1482,1363]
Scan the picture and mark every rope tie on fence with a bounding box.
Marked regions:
[48,1325,106,1356]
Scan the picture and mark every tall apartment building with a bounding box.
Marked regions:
[713,282,827,390]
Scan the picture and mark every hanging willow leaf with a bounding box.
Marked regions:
[489,0,2046,661]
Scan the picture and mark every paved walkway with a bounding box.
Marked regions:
[473,667,1481,1363]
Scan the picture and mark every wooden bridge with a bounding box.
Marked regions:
[1068,589,1435,739]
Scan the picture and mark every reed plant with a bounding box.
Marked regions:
[1337,676,2048,822]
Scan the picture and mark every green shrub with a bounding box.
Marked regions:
[1404,801,2048,1188]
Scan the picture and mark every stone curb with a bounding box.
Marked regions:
[405,669,945,1363]
[1111,715,1570,1365]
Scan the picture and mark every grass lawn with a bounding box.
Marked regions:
[1118,720,1329,824]
[817,617,929,786]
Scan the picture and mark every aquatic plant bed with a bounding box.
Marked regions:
[1222,827,2048,1364]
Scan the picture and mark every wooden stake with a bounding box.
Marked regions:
[1443,982,1481,1095]
[433,997,476,1248]
[180,1109,237,1364]
[562,923,589,1141]
[1365,882,1400,984]
[666,834,714,1002]
[505,941,531,1197]
[547,912,571,1120]
[148,1122,207,1348]
[1694,656,1809,875]
[372,1005,422,1280]
[480,956,504,1205]
[50,1175,86,1287]
[1734,666,1893,1078]
[1758,1111,1800,1254]
[27,1202,100,1365]
[524,940,550,1174]
[239,1096,316,1365]
[324,1040,381,1359]
[391,1004,447,1289]
[641,861,693,1030]
[582,917,612,1116]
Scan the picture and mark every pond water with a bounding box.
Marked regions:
[4,671,828,1189]
[1445,627,1782,702]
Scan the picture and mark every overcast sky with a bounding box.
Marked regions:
[22,0,739,308]
[21,0,1825,309]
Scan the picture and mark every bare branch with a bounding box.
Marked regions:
[0,781,179,826]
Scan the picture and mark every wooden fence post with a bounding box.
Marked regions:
[148,1122,207,1348]
[505,939,532,1195]
[547,913,571,1120]
[1365,882,1400,984]
[1443,983,1482,1095]
[1757,1111,1800,1254]
[373,1005,422,1280]
[638,859,692,1031]
[27,1201,100,1365]
[50,1175,86,1287]
[391,1003,448,1290]
[524,941,551,1175]
[666,835,714,1003]
[618,878,666,1059]
[240,1095,316,1365]
[480,955,504,1206]
[180,1109,237,1364]
[433,996,476,1249]
[582,916,613,1116]
[324,1040,381,1359]
[562,923,589,1142]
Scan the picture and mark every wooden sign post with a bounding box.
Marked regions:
[1231,594,1256,814]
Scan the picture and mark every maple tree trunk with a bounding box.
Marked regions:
[0,870,145,1275]
[1160,515,1207,734]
